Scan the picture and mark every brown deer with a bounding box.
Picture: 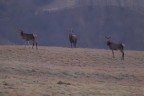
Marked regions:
[69,30,77,48]
[17,29,38,49]
[105,36,125,60]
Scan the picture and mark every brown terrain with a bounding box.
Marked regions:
[0,45,144,96]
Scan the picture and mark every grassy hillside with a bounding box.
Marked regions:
[0,45,144,96]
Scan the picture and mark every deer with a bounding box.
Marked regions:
[105,36,125,60]
[17,29,38,49]
[69,30,77,48]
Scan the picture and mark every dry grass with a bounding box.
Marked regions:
[0,45,144,96]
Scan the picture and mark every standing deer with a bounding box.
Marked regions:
[105,36,125,60]
[69,30,77,48]
[17,29,38,49]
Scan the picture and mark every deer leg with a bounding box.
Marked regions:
[120,50,124,60]
[74,43,76,48]
[36,42,38,49]
[25,41,27,48]
[27,41,31,48]
[32,41,34,49]
[112,50,115,58]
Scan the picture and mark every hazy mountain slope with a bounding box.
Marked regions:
[0,34,12,45]
[0,0,144,50]
[38,0,144,12]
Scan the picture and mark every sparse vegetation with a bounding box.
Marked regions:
[0,45,144,96]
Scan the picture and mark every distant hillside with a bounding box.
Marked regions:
[0,0,144,50]
[0,35,13,45]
